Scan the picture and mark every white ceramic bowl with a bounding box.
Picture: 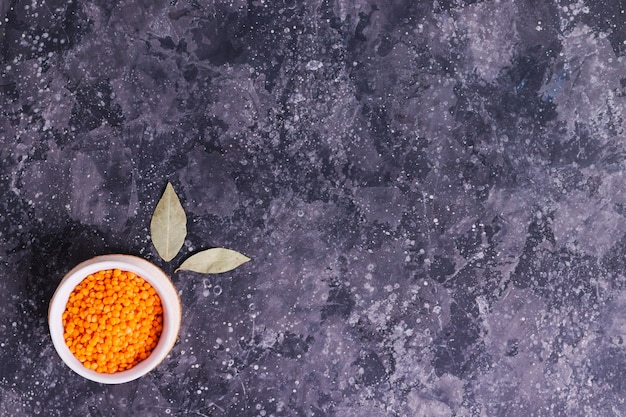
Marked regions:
[48,254,182,384]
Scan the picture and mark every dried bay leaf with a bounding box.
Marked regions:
[150,182,187,262]
[176,248,251,274]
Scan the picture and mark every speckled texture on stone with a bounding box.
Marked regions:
[1,0,626,416]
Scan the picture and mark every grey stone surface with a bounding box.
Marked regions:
[1,0,626,416]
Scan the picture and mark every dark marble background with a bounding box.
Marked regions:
[1,0,626,416]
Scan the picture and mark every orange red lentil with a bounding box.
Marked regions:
[62,269,163,373]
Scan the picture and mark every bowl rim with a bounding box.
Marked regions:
[48,254,181,384]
